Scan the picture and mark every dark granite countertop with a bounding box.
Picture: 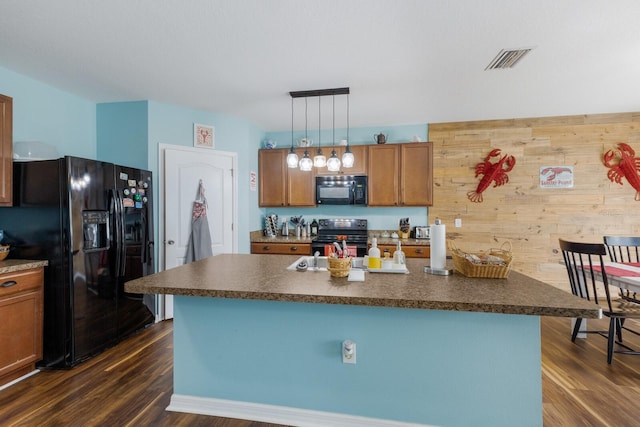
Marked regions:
[0,259,48,274]
[125,253,600,318]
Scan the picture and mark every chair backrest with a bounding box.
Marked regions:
[603,235,640,263]
[559,238,613,312]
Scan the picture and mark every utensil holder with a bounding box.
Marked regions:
[328,257,352,278]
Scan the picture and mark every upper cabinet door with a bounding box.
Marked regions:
[287,148,316,207]
[367,145,400,206]
[259,149,287,207]
[0,95,12,206]
[400,143,433,206]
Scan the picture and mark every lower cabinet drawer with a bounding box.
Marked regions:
[251,242,312,255]
[373,244,430,259]
[403,245,430,258]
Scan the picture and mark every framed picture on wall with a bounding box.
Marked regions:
[194,123,215,149]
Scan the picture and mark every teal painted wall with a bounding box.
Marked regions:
[0,66,96,159]
[97,101,149,169]
[174,296,542,426]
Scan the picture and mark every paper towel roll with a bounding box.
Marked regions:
[430,220,446,270]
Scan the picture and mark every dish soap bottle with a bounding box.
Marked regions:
[393,241,405,267]
[368,237,381,269]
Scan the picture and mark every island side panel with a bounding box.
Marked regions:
[172,296,542,427]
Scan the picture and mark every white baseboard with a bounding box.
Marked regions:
[167,394,433,427]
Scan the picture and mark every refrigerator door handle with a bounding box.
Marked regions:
[116,190,127,276]
[110,189,123,277]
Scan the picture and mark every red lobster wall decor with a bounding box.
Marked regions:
[603,142,640,201]
[467,149,516,203]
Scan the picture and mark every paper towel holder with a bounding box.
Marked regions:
[424,218,453,275]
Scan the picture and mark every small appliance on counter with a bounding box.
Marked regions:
[399,218,410,239]
[413,226,430,239]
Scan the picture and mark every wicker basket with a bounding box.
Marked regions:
[449,241,512,279]
[327,257,352,278]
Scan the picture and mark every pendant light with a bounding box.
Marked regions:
[313,96,326,167]
[286,97,299,168]
[341,93,354,168]
[289,88,351,171]
[326,94,341,172]
[298,97,313,171]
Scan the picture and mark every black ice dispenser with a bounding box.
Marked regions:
[82,210,109,251]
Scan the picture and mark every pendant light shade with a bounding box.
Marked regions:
[287,97,298,168]
[342,146,354,168]
[313,148,327,167]
[299,151,313,171]
[287,147,299,168]
[327,149,341,172]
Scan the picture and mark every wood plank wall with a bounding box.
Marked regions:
[428,112,640,290]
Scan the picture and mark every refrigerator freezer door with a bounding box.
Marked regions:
[68,157,119,364]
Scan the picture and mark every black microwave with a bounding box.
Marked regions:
[316,175,367,205]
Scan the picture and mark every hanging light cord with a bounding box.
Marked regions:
[332,95,335,146]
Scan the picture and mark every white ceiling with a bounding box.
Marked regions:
[1,0,639,131]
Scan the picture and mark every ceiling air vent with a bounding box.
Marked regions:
[485,48,533,70]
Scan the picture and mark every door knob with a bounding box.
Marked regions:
[167,240,175,245]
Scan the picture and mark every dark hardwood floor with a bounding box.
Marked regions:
[1,316,639,426]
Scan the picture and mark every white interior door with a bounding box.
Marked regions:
[159,145,237,319]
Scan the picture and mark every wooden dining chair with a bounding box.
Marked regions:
[604,235,640,303]
[559,238,640,364]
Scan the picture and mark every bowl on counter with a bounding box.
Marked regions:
[0,245,10,261]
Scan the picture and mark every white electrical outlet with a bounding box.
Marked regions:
[454,217,462,228]
[342,340,356,364]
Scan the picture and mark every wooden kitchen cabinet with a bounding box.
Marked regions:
[251,242,312,255]
[376,244,430,259]
[367,143,433,206]
[315,145,368,176]
[367,144,400,206]
[259,148,315,207]
[0,268,44,387]
[400,143,433,206]
[0,94,13,206]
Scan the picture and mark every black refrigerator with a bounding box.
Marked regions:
[0,156,155,368]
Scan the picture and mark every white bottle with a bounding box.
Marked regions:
[393,241,405,267]
[368,237,381,269]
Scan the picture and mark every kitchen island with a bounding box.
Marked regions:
[126,254,599,427]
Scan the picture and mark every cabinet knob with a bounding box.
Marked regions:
[263,246,270,250]
[167,240,175,245]
[415,249,424,254]
[291,246,298,251]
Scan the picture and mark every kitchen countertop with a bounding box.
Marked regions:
[126,253,599,318]
[0,259,48,274]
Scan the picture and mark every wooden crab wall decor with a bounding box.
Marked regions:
[603,142,640,201]
[467,148,516,203]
